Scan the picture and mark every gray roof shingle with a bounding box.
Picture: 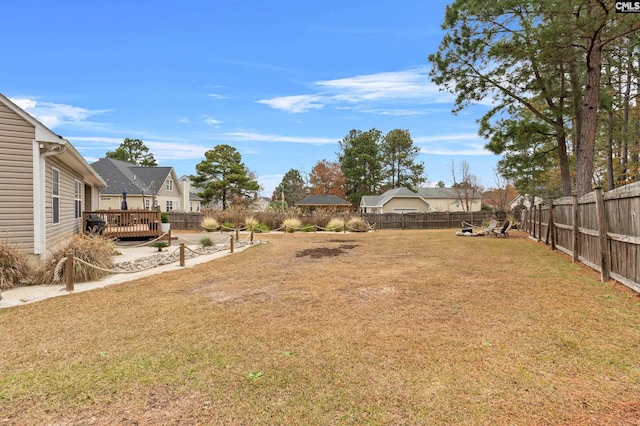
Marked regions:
[90,158,172,196]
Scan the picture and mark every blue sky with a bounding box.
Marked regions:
[1,0,500,197]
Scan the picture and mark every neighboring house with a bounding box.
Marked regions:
[252,196,271,212]
[295,194,352,211]
[179,175,202,212]
[509,194,544,210]
[360,187,482,213]
[482,185,519,211]
[0,93,106,263]
[91,158,199,212]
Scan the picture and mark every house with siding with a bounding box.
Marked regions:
[91,158,200,212]
[360,187,482,213]
[0,93,106,263]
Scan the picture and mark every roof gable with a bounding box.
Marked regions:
[296,195,351,206]
[0,93,105,187]
[91,158,155,195]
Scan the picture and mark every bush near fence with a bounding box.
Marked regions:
[167,210,496,231]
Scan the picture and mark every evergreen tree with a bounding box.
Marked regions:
[190,144,260,210]
[106,138,157,166]
[272,169,307,208]
[381,129,425,190]
[337,129,384,205]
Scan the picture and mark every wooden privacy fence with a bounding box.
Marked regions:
[167,210,495,231]
[521,183,640,293]
[360,211,494,230]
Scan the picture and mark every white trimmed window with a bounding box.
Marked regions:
[52,167,60,224]
[166,200,173,211]
[166,179,173,191]
[74,180,83,219]
[145,199,150,209]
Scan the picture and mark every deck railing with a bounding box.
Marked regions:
[83,210,162,239]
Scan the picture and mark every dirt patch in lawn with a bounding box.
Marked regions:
[295,243,358,258]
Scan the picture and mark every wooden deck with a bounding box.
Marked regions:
[83,210,162,239]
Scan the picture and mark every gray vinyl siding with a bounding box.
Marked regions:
[45,156,84,252]
[0,103,35,251]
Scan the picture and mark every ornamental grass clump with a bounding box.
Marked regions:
[200,236,214,248]
[32,234,117,284]
[244,216,259,231]
[282,217,302,233]
[325,217,346,232]
[0,241,32,289]
[347,216,368,232]
[201,217,220,232]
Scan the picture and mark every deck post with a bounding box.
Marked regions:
[66,251,74,292]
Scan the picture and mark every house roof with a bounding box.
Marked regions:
[361,187,426,207]
[416,187,481,199]
[360,187,481,207]
[296,195,351,206]
[0,93,106,188]
[90,158,175,196]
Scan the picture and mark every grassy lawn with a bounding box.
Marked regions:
[1,229,639,425]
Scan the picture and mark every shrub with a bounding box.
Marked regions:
[200,237,214,248]
[151,241,169,251]
[201,217,220,232]
[300,224,315,232]
[326,217,346,232]
[32,234,117,284]
[221,222,235,232]
[282,217,302,233]
[161,212,170,223]
[0,241,33,289]
[251,223,271,233]
[347,216,369,232]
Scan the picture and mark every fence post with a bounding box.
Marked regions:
[179,243,185,267]
[572,192,579,263]
[250,230,254,243]
[537,204,543,241]
[66,251,74,292]
[230,236,234,253]
[235,227,239,241]
[594,186,611,282]
[546,199,555,249]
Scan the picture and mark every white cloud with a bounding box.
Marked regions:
[226,131,337,145]
[178,117,190,123]
[256,66,455,114]
[413,133,493,156]
[207,93,227,99]
[204,116,222,125]
[257,95,325,113]
[9,97,107,129]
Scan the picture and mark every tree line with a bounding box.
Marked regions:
[273,128,426,208]
[429,0,640,198]
[105,128,426,211]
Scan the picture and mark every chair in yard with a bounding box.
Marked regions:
[460,219,498,236]
[491,220,511,237]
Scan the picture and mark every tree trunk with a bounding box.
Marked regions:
[576,31,604,196]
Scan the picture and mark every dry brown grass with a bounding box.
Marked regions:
[1,229,640,425]
[31,233,117,285]
[0,240,32,289]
